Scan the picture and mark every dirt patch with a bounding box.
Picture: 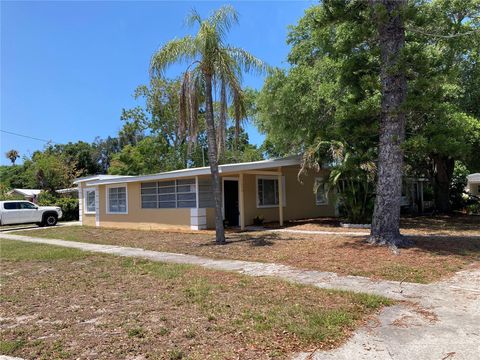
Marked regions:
[0,239,390,360]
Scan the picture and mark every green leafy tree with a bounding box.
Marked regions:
[46,141,101,176]
[27,152,78,193]
[256,0,479,244]
[150,5,267,243]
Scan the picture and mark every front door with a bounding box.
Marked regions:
[223,180,239,227]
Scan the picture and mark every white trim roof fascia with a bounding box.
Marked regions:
[84,156,302,187]
[73,175,132,185]
[467,173,480,183]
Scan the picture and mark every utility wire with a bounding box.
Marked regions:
[0,129,56,143]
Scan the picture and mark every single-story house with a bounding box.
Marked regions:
[7,188,41,202]
[466,173,480,196]
[74,157,337,231]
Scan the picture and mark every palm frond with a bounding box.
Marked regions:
[186,8,202,28]
[226,46,270,75]
[150,36,198,77]
[178,72,190,140]
[209,5,239,41]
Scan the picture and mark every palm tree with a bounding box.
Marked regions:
[150,6,266,243]
[5,149,19,165]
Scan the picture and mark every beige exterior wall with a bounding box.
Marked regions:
[82,214,96,227]
[241,166,336,225]
[97,182,192,230]
[78,165,337,230]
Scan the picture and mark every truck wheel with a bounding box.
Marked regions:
[43,214,58,226]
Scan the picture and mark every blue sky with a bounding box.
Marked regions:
[1,1,314,165]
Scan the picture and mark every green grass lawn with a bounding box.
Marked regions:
[0,239,391,359]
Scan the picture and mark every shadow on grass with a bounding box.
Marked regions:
[200,232,296,247]
[404,235,480,258]
[335,233,480,259]
[400,214,480,233]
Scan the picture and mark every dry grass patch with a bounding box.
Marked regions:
[265,215,480,237]
[16,219,479,283]
[0,239,390,359]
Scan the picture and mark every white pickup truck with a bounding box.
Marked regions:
[0,201,63,227]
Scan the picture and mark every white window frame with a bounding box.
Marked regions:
[83,187,96,214]
[255,175,286,209]
[315,177,328,205]
[106,184,128,214]
[140,178,197,209]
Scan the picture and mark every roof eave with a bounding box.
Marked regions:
[84,157,302,187]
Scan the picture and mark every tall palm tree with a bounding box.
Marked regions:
[150,6,266,243]
[5,149,19,165]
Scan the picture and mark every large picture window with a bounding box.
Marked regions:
[256,176,286,208]
[107,186,127,214]
[84,189,96,213]
[141,179,196,209]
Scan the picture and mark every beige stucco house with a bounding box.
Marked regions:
[74,157,337,231]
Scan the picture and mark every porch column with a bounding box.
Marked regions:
[239,173,245,230]
[277,168,284,227]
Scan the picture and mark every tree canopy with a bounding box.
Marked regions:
[255,0,480,214]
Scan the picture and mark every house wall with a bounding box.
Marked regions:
[241,165,336,225]
[97,182,192,230]
[77,165,337,231]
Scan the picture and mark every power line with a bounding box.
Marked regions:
[0,129,56,143]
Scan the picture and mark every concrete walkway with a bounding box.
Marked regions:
[1,233,479,360]
[0,221,80,233]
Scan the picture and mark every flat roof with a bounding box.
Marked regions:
[80,156,301,186]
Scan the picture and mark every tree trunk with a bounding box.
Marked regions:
[432,155,454,213]
[204,73,226,244]
[369,0,408,248]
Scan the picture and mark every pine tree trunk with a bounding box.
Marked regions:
[369,0,408,248]
[204,73,226,244]
[432,155,454,213]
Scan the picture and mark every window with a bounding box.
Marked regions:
[198,177,214,208]
[84,189,96,213]
[141,179,196,209]
[19,202,37,209]
[107,186,127,214]
[256,176,286,208]
[315,178,328,205]
[3,202,19,210]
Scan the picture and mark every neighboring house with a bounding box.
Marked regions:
[401,178,433,213]
[7,189,41,202]
[74,157,336,231]
[466,173,480,196]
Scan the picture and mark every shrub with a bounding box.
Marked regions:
[37,192,79,221]
[466,201,480,215]
[253,216,265,226]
